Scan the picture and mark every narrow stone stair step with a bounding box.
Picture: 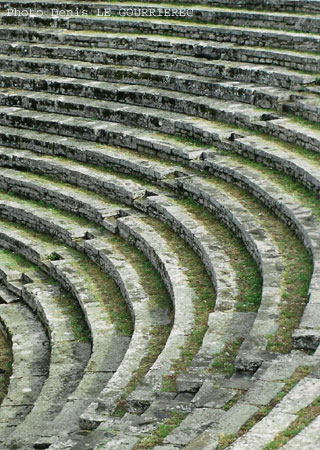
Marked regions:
[1,66,319,123]
[0,121,204,164]
[149,0,320,13]
[0,167,124,232]
[1,116,320,206]
[227,375,320,450]
[114,215,197,410]
[181,351,319,449]
[0,220,133,445]
[281,414,320,449]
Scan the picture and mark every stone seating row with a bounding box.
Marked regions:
[2,2,320,33]
[1,14,320,52]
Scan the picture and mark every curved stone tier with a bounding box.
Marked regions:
[0,1,319,449]
[0,292,49,437]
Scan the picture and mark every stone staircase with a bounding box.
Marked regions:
[0,1,319,449]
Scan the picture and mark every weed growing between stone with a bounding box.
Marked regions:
[133,411,188,450]
[142,216,215,392]
[217,366,313,449]
[265,396,320,449]
[202,174,312,353]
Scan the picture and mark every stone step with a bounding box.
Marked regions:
[0,136,318,357]
[1,87,320,165]
[227,374,320,450]
[0,144,148,205]
[3,132,319,354]
[0,69,293,115]
[0,86,180,180]
[140,195,251,393]
[197,156,320,352]
[1,28,320,74]
[115,216,197,404]
[0,298,49,435]
[38,236,166,446]
[75,351,320,449]
[54,0,320,14]
[182,351,319,449]
[0,220,134,446]
[173,176,284,372]
[2,2,320,33]
[1,13,320,52]
[0,192,173,438]
[1,116,320,206]
[0,167,125,232]
[0,45,316,90]
[0,165,241,446]
[0,150,312,446]
[0,120,204,164]
[0,165,257,397]
[1,67,320,124]
[0,241,91,447]
[0,284,19,303]
[281,414,320,449]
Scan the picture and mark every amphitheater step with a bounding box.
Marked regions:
[0,243,91,447]
[115,215,197,406]
[0,46,316,90]
[0,1,319,447]
[184,352,319,449]
[0,296,49,433]
[1,120,320,204]
[0,27,319,74]
[2,68,320,124]
[1,126,314,358]
[0,90,319,158]
[121,0,320,13]
[2,2,320,33]
[281,414,320,449]
[0,70,294,113]
[227,374,320,449]
[0,145,148,205]
[0,125,317,354]
[1,62,320,122]
[1,14,320,52]
[0,189,183,442]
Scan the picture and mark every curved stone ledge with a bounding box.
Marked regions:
[0,298,49,438]
[1,134,318,357]
[2,2,320,33]
[117,215,196,394]
[172,176,283,372]
[1,14,319,52]
[0,47,315,90]
[198,156,320,350]
[1,63,315,124]
[0,248,90,447]
[1,32,320,74]
[81,237,170,425]
[0,146,147,205]
[0,89,319,160]
[1,118,320,206]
